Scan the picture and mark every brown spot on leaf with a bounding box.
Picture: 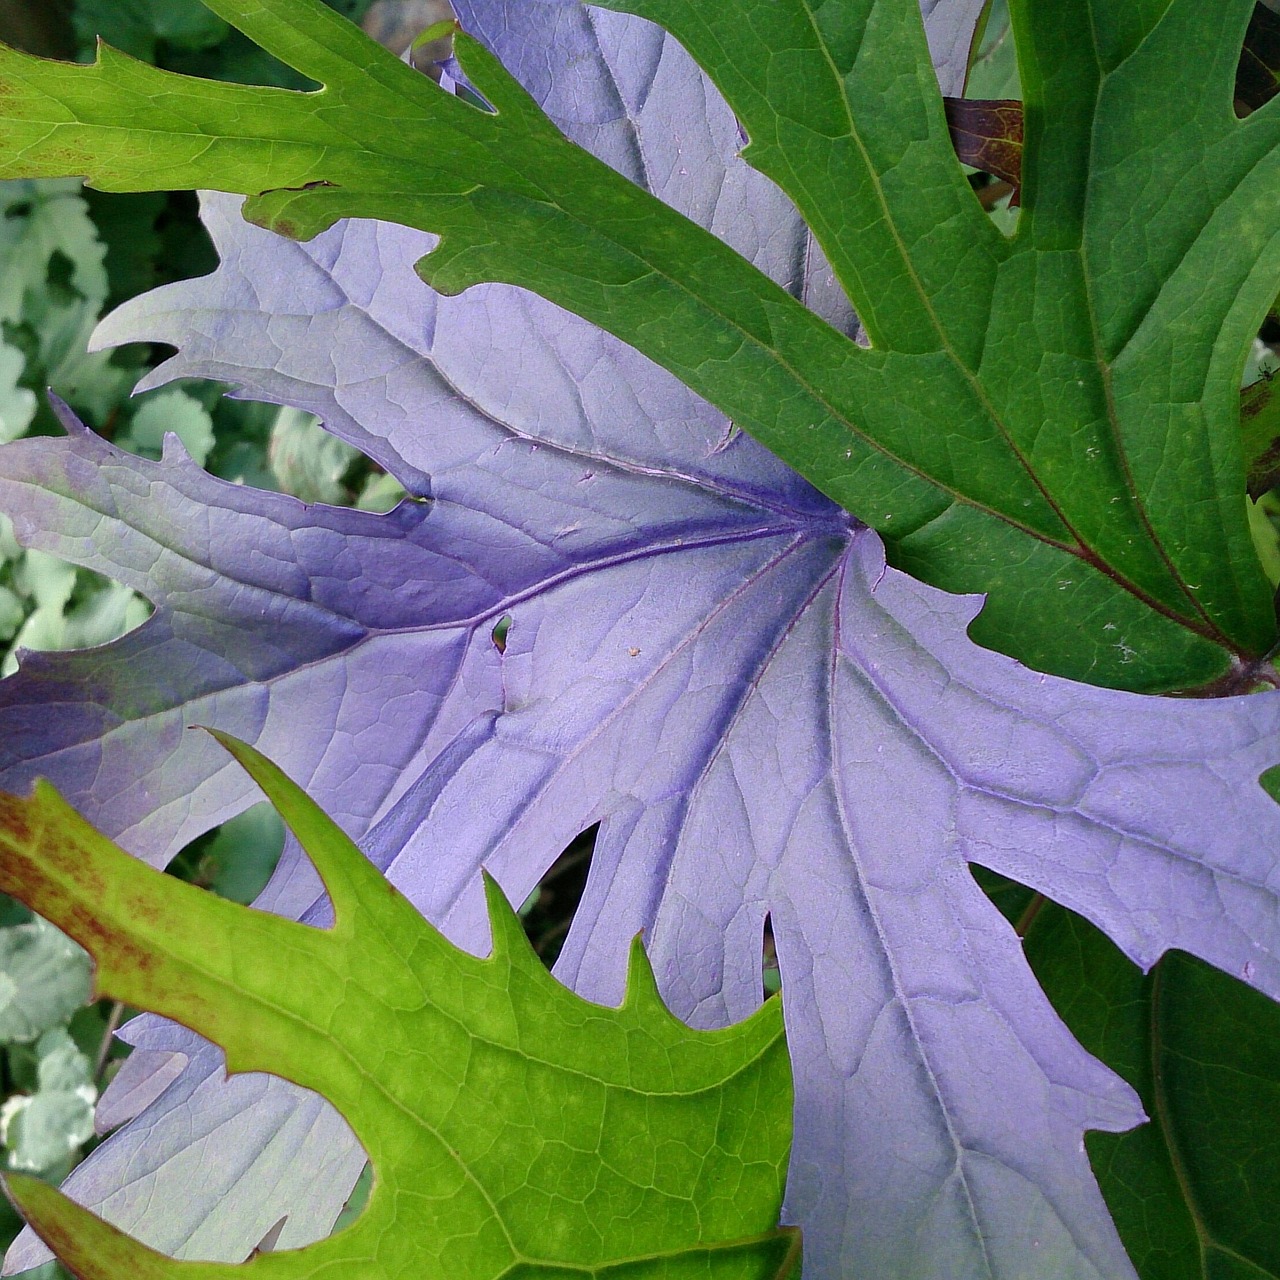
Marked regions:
[59,901,159,988]
[0,793,34,849]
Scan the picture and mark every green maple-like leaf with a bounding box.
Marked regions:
[0,0,1276,692]
[0,732,798,1279]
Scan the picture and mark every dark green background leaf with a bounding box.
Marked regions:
[1024,901,1280,1279]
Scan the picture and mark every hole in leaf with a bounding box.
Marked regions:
[329,1161,374,1238]
[519,825,597,969]
[0,540,155,681]
[165,802,285,906]
[249,1217,288,1258]
[44,248,79,304]
[969,862,1043,930]
[762,913,781,1001]
[266,406,402,508]
[491,614,512,654]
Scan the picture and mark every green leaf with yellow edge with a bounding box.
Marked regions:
[0,731,797,1279]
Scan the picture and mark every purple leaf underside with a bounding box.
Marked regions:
[1,4,1278,1280]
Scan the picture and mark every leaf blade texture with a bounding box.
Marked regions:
[0,0,1276,683]
[2,314,1280,1278]
[0,2,1278,1278]
[0,733,797,1278]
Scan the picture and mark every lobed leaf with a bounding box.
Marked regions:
[0,733,797,1278]
[0,0,1277,683]
[0,1028,97,1176]
[5,393,1280,1278]
[1,3,1279,1278]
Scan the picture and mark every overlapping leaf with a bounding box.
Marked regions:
[0,734,796,1277]
[0,0,1277,684]
[1,211,1280,1279]
[1,3,1279,1279]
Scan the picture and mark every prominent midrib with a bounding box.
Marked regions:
[535,8,1234,649]
[824,551,998,1279]
[1074,8,1222,639]
[6,29,1241,652]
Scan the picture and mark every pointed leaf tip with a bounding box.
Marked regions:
[480,867,541,967]
[200,726,386,928]
[411,18,461,53]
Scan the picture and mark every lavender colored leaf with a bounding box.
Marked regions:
[2,4,1279,1279]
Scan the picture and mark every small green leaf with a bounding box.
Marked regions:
[0,342,37,444]
[409,17,456,52]
[1246,491,1280,585]
[0,180,108,324]
[0,177,130,426]
[0,733,798,1277]
[0,919,91,1045]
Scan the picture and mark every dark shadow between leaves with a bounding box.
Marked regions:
[519,825,597,970]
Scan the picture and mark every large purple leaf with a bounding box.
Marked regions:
[1,4,1278,1278]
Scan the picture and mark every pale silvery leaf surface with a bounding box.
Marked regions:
[919,0,990,93]
[1,4,1279,1279]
